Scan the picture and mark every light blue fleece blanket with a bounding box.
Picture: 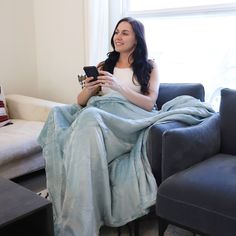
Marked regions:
[38,92,214,236]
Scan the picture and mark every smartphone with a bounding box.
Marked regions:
[83,66,99,82]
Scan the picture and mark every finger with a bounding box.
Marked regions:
[98,75,113,82]
[84,82,100,89]
[99,70,112,76]
[86,77,95,82]
[97,77,107,82]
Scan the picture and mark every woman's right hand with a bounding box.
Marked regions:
[77,77,101,106]
[83,77,100,93]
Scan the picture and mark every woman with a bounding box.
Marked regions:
[77,17,159,111]
[38,17,213,236]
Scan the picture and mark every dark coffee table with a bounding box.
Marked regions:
[0,177,54,236]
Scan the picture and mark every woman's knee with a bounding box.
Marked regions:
[78,107,101,125]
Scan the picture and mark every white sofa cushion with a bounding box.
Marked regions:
[0,119,44,165]
[0,94,65,179]
[6,94,64,122]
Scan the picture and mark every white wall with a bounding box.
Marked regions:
[34,0,85,103]
[0,0,85,104]
[0,0,38,96]
[1,0,109,104]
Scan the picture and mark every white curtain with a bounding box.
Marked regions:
[83,0,109,66]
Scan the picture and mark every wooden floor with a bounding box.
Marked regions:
[12,170,194,236]
[100,219,193,236]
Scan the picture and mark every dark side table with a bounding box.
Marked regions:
[0,177,54,236]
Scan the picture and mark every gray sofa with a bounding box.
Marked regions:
[0,94,64,179]
[156,88,236,236]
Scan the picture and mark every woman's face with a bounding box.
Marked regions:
[113,21,137,55]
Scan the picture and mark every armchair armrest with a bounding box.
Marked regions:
[161,113,220,181]
[6,94,66,122]
[147,121,189,186]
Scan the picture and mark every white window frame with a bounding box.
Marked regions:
[121,1,236,17]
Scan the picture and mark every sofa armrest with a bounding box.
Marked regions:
[147,121,190,185]
[161,113,220,181]
[6,94,66,122]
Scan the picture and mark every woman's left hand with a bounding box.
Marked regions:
[97,71,121,92]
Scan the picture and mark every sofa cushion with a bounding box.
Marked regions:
[0,86,12,127]
[157,154,236,235]
[6,94,64,122]
[0,119,44,165]
[156,83,205,110]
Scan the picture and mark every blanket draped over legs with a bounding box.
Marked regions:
[38,93,214,236]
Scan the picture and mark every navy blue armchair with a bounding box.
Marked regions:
[156,88,236,236]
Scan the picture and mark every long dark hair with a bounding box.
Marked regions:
[98,17,153,94]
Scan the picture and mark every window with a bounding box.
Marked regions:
[111,1,236,111]
[126,0,236,11]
